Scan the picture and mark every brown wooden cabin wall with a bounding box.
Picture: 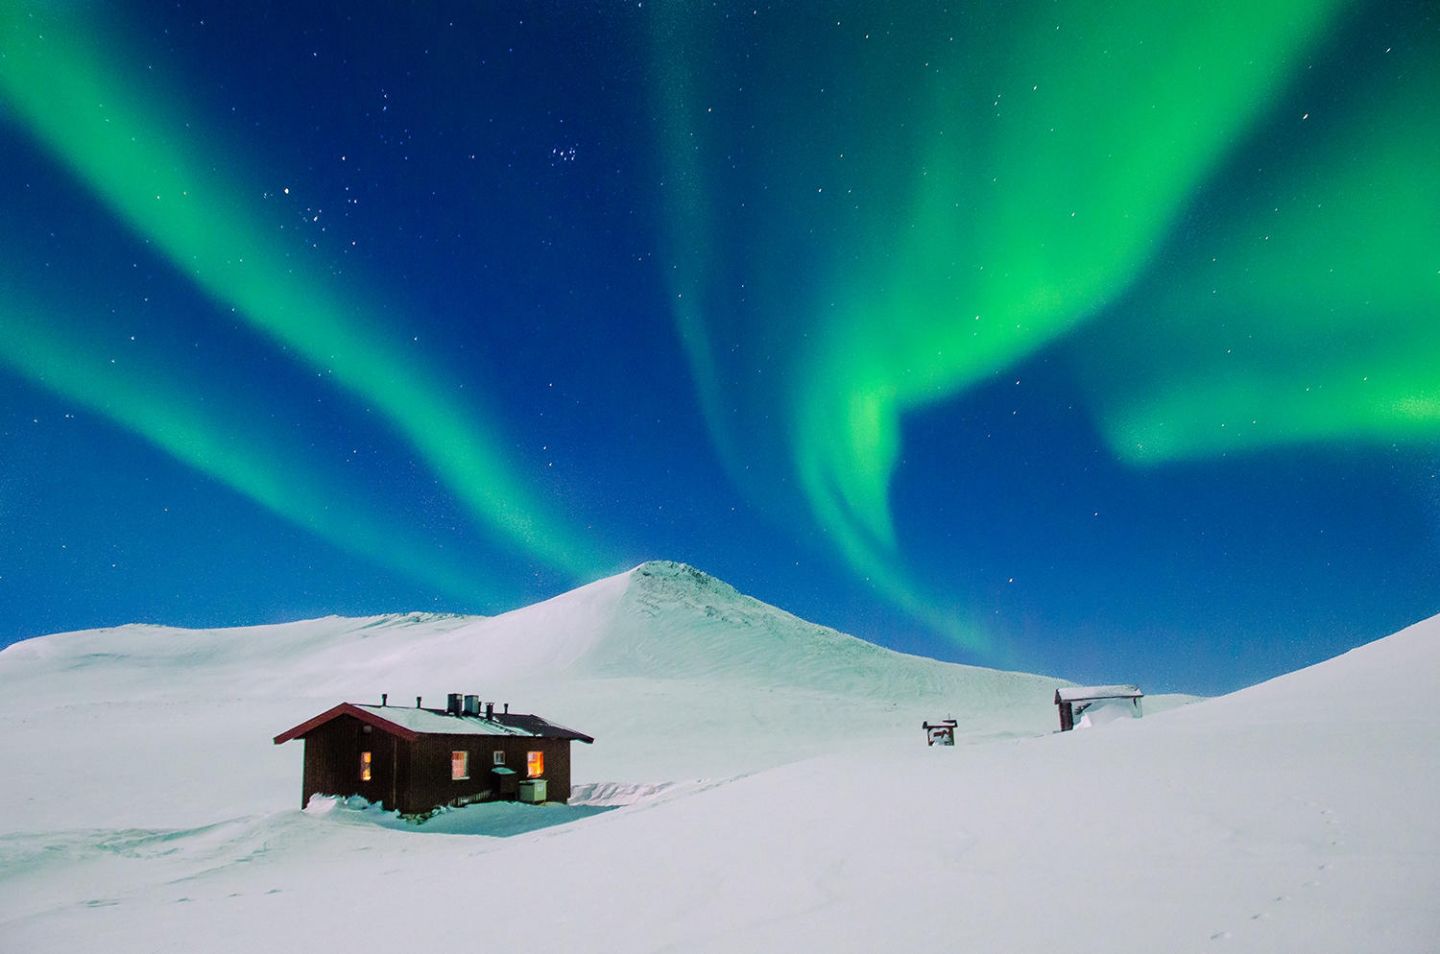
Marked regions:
[300,714,410,811]
[401,735,575,814]
[520,737,572,802]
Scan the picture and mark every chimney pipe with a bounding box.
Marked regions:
[503,702,509,714]
[485,702,494,720]
[381,693,388,707]
[416,696,422,709]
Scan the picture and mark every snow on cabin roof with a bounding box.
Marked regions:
[1055,685,1143,704]
[489,711,595,743]
[272,702,595,745]
[350,704,542,738]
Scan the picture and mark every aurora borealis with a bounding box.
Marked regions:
[0,8,608,581]
[2,1,1437,692]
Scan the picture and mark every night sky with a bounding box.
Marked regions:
[2,1,1437,695]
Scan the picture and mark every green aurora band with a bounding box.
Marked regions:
[0,7,609,582]
[3,3,1433,655]
[651,1,1440,654]
[1080,33,1440,462]
[0,283,496,604]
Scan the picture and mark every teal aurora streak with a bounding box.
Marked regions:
[1,2,1435,663]
[0,281,497,605]
[0,7,613,591]
[653,2,1439,651]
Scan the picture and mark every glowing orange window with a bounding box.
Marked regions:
[451,750,469,780]
[526,750,544,778]
[359,751,372,782]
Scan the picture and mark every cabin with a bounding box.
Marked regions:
[273,693,594,814]
[1054,685,1143,731]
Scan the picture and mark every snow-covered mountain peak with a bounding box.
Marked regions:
[356,611,479,628]
[590,561,1067,712]
[624,559,797,625]
[628,558,730,590]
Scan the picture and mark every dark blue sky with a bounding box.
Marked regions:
[2,1,1436,695]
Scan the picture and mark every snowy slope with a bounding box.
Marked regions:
[0,562,1071,829]
[2,563,1436,953]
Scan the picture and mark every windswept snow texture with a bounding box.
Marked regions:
[2,561,1437,952]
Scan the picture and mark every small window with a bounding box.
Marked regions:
[492,750,506,766]
[359,751,372,782]
[451,750,469,781]
[526,750,544,779]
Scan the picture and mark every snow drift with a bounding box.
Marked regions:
[1,561,1436,952]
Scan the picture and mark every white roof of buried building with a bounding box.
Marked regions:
[1055,685,1143,703]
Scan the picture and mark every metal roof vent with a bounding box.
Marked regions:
[463,694,481,716]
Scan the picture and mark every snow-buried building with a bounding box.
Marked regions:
[1053,685,1143,732]
[274,693,594,814]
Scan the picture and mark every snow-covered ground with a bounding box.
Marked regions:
[1,561,1435,952]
